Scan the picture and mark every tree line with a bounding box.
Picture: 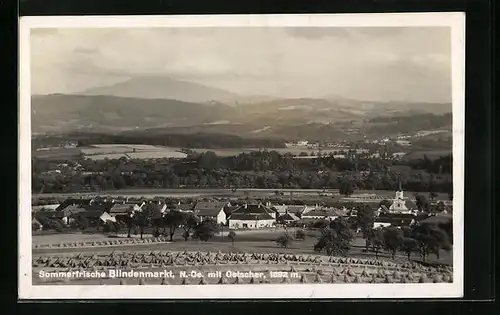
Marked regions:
[32,151,452,194]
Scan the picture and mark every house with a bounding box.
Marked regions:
[374,213,416,228]
[32,217,43,231]
[272,205,308,216]
[285,205,307,216]
[224,205,239,218]
[377,183,418,215]
[82,202,114,214]
[141,201,168,218]
[173,203,195,212]
[301,208,346,221]
[272,205,288,215]
[56,198,94,211]
[99,211,117,223]
[228,203,276,229]
[395,140,412,146]
[278,212,300,224]
[32,204,60,213]
[108,203,137,218]
[194,201,229,224]
[55,205,86,225]
[392,152,407,159]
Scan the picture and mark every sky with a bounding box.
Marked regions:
[30,27,452,102]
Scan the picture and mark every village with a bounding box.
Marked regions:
[32,184,452,244]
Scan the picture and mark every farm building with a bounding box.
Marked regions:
[55,205,86,225]
[278,212,300,224]
[301,208,346,221]
[228,204,276,229]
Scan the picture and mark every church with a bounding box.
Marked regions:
[377,182,418,215]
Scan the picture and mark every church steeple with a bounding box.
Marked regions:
[395,176,404,200]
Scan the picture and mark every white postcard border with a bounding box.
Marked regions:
[18,12,465,299]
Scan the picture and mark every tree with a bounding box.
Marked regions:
[181,212,200,241]
[339,179,355,196]
[276,234,292,249]
[228,230,236,245]
[295,229,306,240]
[411,222,452,261]
[435,201,446,213]
[429,191,438,201]
[134,211,149,239]
[163,210,184,241]
[383,227,404,260]
[314,218,354,256]
[366,228,384,259]
[193,219,220,242]
[415,194,430,212]
[401,237,419,261]
[356,204,375,239]
[77,216,89,230]
[126,214,135,238]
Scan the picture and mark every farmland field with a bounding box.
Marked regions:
[34,144,188,160]
[33,147,82,160]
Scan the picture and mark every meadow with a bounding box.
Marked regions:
[34,144,188,160]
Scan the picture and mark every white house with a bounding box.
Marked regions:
[228,203,276,229]
[194,201,229,225]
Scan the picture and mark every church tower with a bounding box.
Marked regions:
[395,180,404,200]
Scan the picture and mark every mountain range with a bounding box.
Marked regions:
[31,76,452,140]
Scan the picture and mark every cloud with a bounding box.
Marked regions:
[29,26,452,102]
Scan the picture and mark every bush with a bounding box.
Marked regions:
[276,234,292,249]
[295,229,306,240]
[228,230,236,244]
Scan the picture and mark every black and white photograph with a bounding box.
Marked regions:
[18,13,465,299]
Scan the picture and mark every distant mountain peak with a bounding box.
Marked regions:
[76,76,241,103]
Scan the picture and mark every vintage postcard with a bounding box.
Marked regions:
[18,13,465,299]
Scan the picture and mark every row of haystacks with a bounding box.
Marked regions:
[33,237,171,250]
[33,251,451,271]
